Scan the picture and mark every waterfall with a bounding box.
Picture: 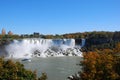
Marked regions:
[5,38,83,59]
[81,39,86,47]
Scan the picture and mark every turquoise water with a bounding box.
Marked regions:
[20,57,82,80]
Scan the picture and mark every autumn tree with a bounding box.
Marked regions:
[0,58,47,80]
[69,43,120,80]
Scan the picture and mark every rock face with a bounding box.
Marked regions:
[5,38,83,59]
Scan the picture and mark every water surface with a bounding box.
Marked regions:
[21,56,82,80]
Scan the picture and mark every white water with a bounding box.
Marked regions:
[5,38,84,59]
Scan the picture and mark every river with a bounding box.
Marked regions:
[20,56,82,80]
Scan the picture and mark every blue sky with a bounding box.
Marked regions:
[0,0,120,35]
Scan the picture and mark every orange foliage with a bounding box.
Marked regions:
[80,51,120,80]
[114,42,120,54]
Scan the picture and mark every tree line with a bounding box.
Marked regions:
[0,31,120,39]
